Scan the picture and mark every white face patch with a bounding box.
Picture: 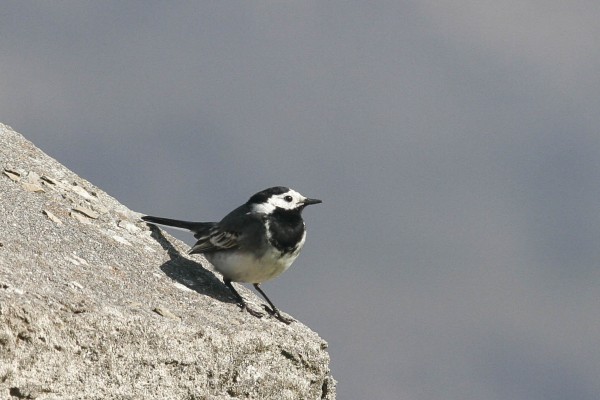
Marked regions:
[251,189,306,214]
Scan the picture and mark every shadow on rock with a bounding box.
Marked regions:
[147,225,237,305]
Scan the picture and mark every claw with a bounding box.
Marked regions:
[241,304,264,318]
[262,305,294,324]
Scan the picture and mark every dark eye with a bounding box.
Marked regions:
[284,195,293,202]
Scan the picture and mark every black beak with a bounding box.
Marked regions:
[302,198,322,206]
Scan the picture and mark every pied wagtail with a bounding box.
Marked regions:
[142,186,321,324]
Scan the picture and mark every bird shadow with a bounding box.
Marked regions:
[146,224,237,305]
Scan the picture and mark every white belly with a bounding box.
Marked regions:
[205,248,299,283]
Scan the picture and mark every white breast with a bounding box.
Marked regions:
[205,245,301,283]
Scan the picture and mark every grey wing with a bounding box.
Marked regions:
[188,205,265,254]
[189,225,240,254]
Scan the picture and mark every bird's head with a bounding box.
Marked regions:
[248,186,322,215]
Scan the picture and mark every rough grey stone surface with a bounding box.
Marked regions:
[0,123,336,400]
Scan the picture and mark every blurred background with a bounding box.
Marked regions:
[2,2,600,399]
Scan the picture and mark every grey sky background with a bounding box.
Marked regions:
[3,2,600,399]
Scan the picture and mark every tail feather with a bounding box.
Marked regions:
[141,215,214,233]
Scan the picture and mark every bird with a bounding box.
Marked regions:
[141,186,322,324]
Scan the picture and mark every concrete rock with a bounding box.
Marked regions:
[0,123,336,399]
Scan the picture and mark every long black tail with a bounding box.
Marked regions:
[141,215,214,233]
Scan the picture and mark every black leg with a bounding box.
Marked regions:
[224,279,263,318]
[253,283,294,324]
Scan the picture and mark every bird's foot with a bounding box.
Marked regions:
[262,305,294,324]
[240,304,264,319]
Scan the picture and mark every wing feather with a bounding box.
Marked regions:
[189,226,240,254]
